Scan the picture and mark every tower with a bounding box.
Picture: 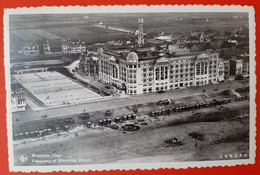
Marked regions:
[138,18,144,45]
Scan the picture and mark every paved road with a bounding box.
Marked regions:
[13,80,248,123]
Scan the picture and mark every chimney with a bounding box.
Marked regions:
[138,18,144,45]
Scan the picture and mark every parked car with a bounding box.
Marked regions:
[102,119,108,125]
[131,114,136,119]
[81,113,90,120]
[106,110,112,116]
[127,115,132,120]
[98,120,103,126]
[162,110,167,115]
[64,125,69,131]
[107,119,112,124]
[157,100,163,105]
[114,118,120,123]
[132,107,138,113]
[164,99,171,105]
[122,115,128,120]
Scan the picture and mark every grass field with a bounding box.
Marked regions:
[9,12,248,46]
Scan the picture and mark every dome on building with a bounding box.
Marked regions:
[126,52,139,63]
[109,56,116,62]
[97,47,104,55]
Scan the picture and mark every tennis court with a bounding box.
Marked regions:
[14,71,102,106]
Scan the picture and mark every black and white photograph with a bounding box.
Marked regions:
[4,5,256,172]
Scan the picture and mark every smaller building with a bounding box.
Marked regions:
[43,39,63,54]
[168,44,190,56]
[217,59,230,81]
[242,61,249,76]
[156,35,173,42]
[62,38,87,54]
[185,36,200,44]
[229,57,249,77]
[11,83,26,112]
[223,59,230,79]
[229,59,243,76]
[20,43,39,56]
[84,52,100,80]
[186,31,207,44]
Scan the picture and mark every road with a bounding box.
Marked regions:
[13,80,248,123]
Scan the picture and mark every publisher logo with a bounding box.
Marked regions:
[19,154,29,163]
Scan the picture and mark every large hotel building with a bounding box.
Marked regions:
[97,46,225,95]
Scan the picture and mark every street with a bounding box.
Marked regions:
[12,80,248,123]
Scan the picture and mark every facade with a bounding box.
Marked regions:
[84,55,99,80]
[11,83,26,112]
[242,61,249,76]
[229,59,243,76]
[20,43,39,56]
[185,36,200,44]
[186,31,207,44]
[62,39,87,53]
[223,59,230,79]
[43,43,52,54]
[43,39,63,54]
[98,47,224,95]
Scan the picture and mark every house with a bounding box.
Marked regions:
[11,82,26,112]
[62,38,87,54]
[20,43,39,56]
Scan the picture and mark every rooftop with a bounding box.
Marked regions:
[11,82,23,90]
